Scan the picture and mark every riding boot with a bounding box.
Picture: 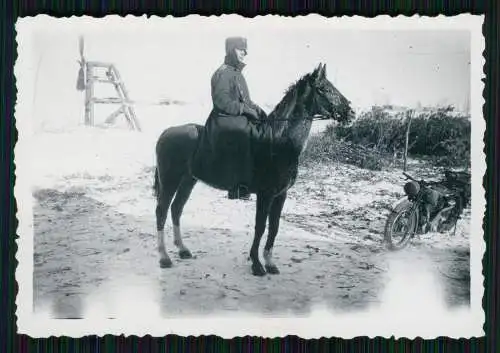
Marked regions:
[228,185,251,200]
[227,132,253,201]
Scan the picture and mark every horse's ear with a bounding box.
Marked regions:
[313,63,323,81]
[314,63,325,82]
[321,63,327,78]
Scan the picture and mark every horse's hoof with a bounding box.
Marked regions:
[159,257,173,268]
[265,264,280,275]
[252,263,266,277]
[179,249,192,259]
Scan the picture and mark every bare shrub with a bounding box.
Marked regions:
[303,105,471,170]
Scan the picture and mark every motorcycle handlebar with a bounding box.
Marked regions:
[403,172,429,186]
[403,172,416,181]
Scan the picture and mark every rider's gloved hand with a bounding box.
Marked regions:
[256,106,268,120]
[242,105,260,122]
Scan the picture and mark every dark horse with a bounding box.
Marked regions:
[153,63,354,276]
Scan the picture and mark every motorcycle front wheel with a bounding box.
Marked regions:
[384,201,419,250]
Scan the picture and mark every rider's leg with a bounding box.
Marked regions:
[227,117,253,200]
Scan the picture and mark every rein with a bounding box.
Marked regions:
[261,114,332,161]
[265,114,333,122]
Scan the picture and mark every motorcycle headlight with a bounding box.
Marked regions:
[404,181,420,197]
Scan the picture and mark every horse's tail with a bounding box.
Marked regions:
[153,167,160,200]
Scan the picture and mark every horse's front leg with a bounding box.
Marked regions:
[250,192,273,276]
[263,191,287,274]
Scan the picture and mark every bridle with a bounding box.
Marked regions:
[260,114,334,161]
[263,114,334,123]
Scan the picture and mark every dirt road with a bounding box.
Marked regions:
[32,162,470,319]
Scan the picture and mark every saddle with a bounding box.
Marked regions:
[191,111,273,191]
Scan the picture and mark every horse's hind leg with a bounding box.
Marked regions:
[263,191,287,274]
[250,192,273,276]
[171,174,197,259]
[155,168,182,268]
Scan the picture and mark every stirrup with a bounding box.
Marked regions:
[228,185,251,200]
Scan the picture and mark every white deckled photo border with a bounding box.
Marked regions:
[14,13,486,338]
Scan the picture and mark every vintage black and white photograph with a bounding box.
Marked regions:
[14,14,485,338]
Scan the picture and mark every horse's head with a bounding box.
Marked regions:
[302,63,355,124]
[269,64,355,154]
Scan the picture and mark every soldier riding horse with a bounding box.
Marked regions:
[153,37,355,276]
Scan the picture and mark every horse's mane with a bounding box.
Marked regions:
[269,72,312,121]
[268,67,353,132]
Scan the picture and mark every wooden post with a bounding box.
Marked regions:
[84,62,94,126]
[403,109,414,172]
[104,106,124,125]
[82,61,140,131]
[109,65,141,131]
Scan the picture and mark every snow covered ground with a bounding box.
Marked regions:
[15,101,478,338]
[14,14,485,338]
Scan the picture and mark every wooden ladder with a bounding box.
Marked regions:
[84,61,141,131]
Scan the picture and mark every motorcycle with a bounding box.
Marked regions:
[384,170,471,250]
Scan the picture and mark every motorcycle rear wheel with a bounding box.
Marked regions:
[384,202,419,250]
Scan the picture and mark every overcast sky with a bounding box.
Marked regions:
[16,15,476,125]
